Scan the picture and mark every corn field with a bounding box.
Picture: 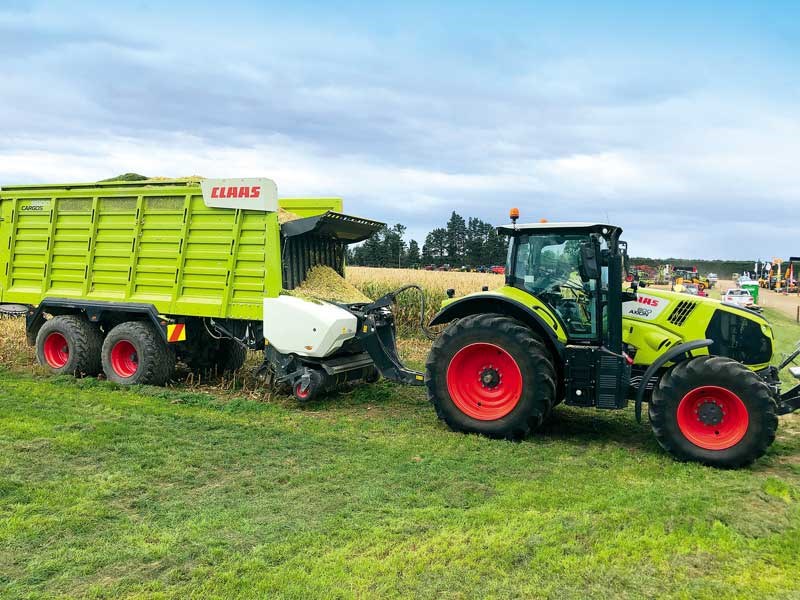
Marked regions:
[346,266,501,336]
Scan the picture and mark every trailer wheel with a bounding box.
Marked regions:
[649,356,777,468]
[36,315,102,376]
[215,339,248,374]
[182,320,246,375]
[425,314,556,440]
[101,322,173,386]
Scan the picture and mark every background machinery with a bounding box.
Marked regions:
[672,265,712,290]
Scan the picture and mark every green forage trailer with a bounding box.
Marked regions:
[0,177,417,393]
[0,178,344,317]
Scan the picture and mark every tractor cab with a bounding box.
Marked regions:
[497,221,629,356]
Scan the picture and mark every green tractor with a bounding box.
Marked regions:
[421,219,799,468]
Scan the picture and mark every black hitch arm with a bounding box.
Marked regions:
[778,384,800,415]
[357,306,425,386]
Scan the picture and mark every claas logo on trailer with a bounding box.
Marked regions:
[200,178,278,212]
[210,185,262,199]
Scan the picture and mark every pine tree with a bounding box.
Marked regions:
[406,239,420,266]
[445,211,467,264]
[425,228,449,265]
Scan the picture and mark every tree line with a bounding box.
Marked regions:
[347,211,509,268]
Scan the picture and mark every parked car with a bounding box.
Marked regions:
[490,265,506,275]
[723,288,754,308]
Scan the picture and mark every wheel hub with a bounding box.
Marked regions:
[446,342,523,421]
[697,400,724,426]
[110,340,139,378]
[676,385,749,450]
[480,367,501,389]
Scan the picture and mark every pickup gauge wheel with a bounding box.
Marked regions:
[293,369,325,402]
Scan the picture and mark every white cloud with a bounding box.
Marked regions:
[1,3,799,260]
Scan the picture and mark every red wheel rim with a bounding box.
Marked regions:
[676,385,749,450]
[295,383,310,399]
[110,340,138,378]
[446,342,523,420]
[43,332,69,368]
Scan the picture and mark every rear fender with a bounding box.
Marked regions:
[429,295,565,362]
[26,298,169,345]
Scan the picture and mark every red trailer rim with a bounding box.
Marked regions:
[676,385,749,450]
[110,340,138,378]
[446,342,523,420]
[43,332,69,368]
[295,383,310,400]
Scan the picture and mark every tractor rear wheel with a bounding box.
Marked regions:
[649,356,777,468]
[425,314,556,440]
[35,315,102,376]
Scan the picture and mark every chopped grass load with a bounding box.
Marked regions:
[277,207,302,224]
[283,265,372,304]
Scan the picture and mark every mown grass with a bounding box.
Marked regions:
[1,294,800,598]
[1,369,799,599]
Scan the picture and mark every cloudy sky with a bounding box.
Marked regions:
[2,1,798,259]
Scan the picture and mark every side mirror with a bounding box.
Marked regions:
[580,242,600,280]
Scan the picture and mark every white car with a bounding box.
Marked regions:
[723,288,754,308]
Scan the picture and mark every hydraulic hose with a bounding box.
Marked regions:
[382,284,438,341]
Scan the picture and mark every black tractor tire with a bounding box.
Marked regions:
[181,320,246,375]
[101,321,174,386]
[425,313,557,440]
[36,315,102,377]
[181,319,217,372]
[649,355,777,468]
[215,339,248,374]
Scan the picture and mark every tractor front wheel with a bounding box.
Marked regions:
[649,356,777,468]
[425,314,556,439]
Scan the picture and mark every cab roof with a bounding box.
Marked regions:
[496,221,621,236]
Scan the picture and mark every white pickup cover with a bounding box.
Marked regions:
[263,296,357,358]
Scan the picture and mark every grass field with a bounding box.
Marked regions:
[1,280,800,598]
